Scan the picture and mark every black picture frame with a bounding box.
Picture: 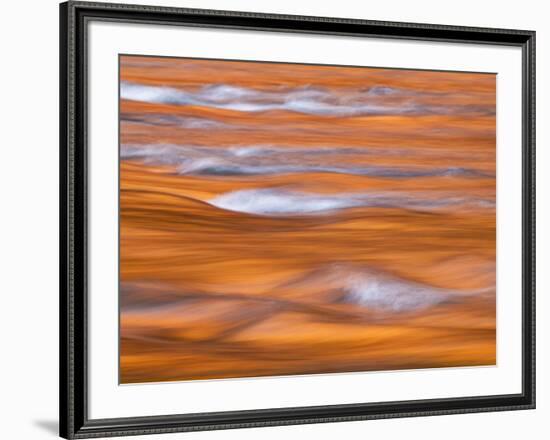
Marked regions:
[59,1,536,438]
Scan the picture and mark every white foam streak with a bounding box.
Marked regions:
[208,189,494,216]
[120,144,491,179]
[342,270,451,311]
[120,82,424,116]
[210,189,364,215]
[283,264,477,312]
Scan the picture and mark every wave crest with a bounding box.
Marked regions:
[208,188,494,216]
[121,144,491,179]
[210,189,363,215]
[120,82,492,117]
[342,270,452,311]
[279,264,470,312]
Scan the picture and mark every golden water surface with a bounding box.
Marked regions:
[119,55,496,384]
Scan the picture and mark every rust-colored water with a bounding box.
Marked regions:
[119,55,496,383]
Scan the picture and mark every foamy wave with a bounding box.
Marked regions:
[121,82,450,117]
[280,264,475,312]
[341,270,452,311]
[208,189,494,215]
[210,189,364,215]
[121,144,491,179]
[121,144,186,166]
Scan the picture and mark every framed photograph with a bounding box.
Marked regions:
[60,1,535,438]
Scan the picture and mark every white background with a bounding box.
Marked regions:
[0,0,547,439]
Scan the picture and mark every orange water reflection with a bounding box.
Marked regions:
[119,56,495,383]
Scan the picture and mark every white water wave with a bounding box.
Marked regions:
[121,113,230,129]
[280,264,490,312]
[121,82,457,117]
[342,270,454,311]
[120,144,491,179]
[208,188,494,216]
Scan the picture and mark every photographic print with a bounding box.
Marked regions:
[119,55,496,384]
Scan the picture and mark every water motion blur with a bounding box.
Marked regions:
[119,55,496,384]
